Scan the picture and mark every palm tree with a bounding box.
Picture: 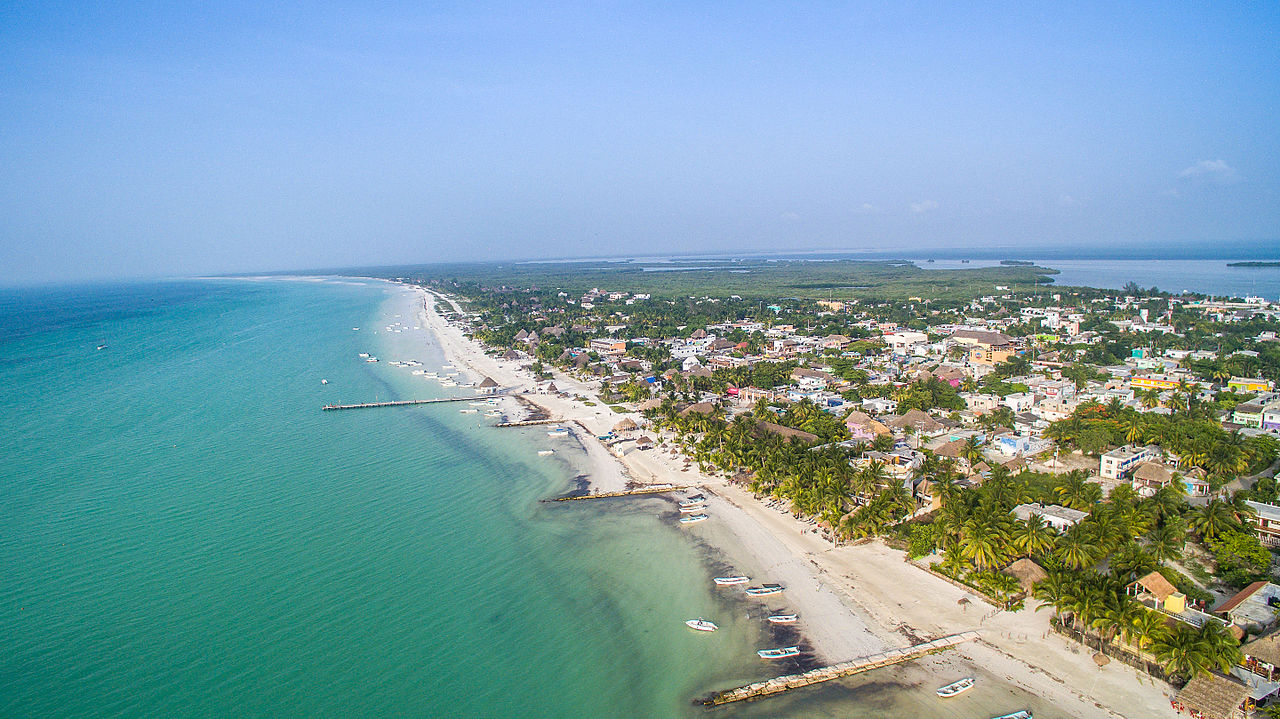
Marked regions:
[1010,515,1056,558]
[1139,388,1162,410]
[1187,499,1239,541]
[1055,531,1099,570]
[959,518,1009,570]
[1151,623,1214,681]
[1197,620,1244,672]
[1055,470,1101,510]
[961,435,985,468]
[1146,523,1186,564]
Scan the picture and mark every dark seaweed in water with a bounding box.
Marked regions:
[556,474,591,499]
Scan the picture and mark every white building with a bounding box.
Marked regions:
[1012,503,1089,532]
[1100,445,1160,480]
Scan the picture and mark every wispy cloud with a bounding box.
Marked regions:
[1058,194,1078,207]
[1178,159,1240,184]
[853,202,880,215]
[910,200,939,214]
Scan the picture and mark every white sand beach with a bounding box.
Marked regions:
[414,285,1179,718]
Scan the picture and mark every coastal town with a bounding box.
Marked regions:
[407,263,1280,719]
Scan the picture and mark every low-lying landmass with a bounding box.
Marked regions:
[385,259,1280,719]
[1228,262,1280,268]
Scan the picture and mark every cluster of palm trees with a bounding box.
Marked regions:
[1034,572,1242,682]
[1047,398,1276,481]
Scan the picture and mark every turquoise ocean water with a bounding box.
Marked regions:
[1,277,792,718]
[1,276,1063,718]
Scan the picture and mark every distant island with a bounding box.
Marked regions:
[1000,260,1035,266]
[1227,261,1280,267]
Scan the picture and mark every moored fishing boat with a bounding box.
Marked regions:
[745,583,783,596]
[684,619,717,632]
[679,503,706,513]
[460,409,477,414]
[936,677,975,698]
[679,494,706,507]
[713,575,749,586]
[990,711,1031,719]
[537,449,554,456]
[767,613,797,624]
[679,514,708,524]
[757,646,799,659]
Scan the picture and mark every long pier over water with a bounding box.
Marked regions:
[702,632,980,706]
[322,391,511,411]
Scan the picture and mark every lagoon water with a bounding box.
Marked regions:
[0,278,788,718]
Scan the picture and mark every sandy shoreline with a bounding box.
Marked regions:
[411,284,1179,718]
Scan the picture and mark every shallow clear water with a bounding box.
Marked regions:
[0,278,779,718]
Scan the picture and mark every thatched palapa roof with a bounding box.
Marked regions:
[679,402,718,417]
[1242,629,1280,666]
[1175,673,1249,719]
[755,420,819,444]
[613,418,638,432]
[1130,571,1178,602]
[1003,558,1048,592]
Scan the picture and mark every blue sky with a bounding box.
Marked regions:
[1,2,1277,283]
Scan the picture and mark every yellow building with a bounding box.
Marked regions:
[1130,375,1180,391]
[1229,377,1273,393]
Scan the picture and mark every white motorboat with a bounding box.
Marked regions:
[757,646,800,659]
[320,379,328,385]
[990,712,1031,719]
[679,514,708,524]
[679,494,707,508]
[537,450,554,456]
[745,584,784,597]
[365,357,379,363]
[679,503,707,514]
[684,619,718,632]
[460,409,477,414]
[767,614,798,624]
[713,575,749,586]
[937,677,975,698]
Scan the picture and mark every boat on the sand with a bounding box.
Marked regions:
[713,575,749,586]
[745,583,784,596]
[679,514,708,524]
[767,614,797,624]
[757,646,800,659]
[990,711,1031,719]
[936,677,975,697]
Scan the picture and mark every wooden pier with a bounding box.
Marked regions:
[701,631,980,706]
[545,485,690,502]
[322,392,509,411]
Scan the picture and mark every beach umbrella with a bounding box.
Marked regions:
[1092,653,1110,667]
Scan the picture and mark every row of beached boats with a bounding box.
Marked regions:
[679,493,708,524]
[693,491,800,658]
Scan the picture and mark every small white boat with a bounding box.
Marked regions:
[537,450,554,456]
[685,619,718,632]
[745,584,784,596]
[679,494,707,508]
[358,353,369,358]
[679,514,708,524]
[96,343,108,350]
[547,427,569,437]
[767,614,798,624]
[352,327,359,331]
[679,504,707,514]
[757,646,800,659]
[937,677,975,698]
[990,712,1031,719]
[320,379,329,385]
[365,357,379,363]
[440,380,456,387]
[460,409,478,414]
[713,575,749,586]
[485,411,502,417]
